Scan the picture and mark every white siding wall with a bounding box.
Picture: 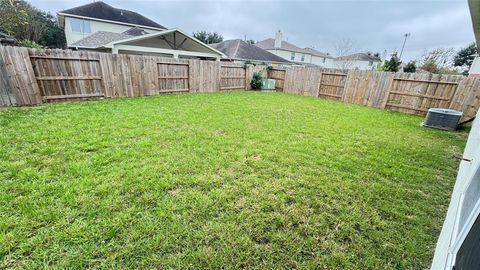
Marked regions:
[334,59,380,70]
[431,109,480,269]
[64,16,162,45]
[469,56,480,76]
[265,48,377,70]
[265,49,337,67]
[311,55,335,68]
[265,49,294,62]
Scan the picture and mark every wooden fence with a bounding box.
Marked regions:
[1,45,480,120]
[269,67,480,120]
[0,46,251,105]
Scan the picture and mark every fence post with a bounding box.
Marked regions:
[245,64,253,90]
[382,73,395,109]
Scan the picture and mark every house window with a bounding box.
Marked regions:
[369,61,373,66]
[70,18,91,34]
[291,52,295,61]
[301,54,305,61]
[322,58,326,63]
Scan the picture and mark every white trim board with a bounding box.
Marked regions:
[58,13,166,31]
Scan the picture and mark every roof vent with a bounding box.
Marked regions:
[423,108,463,131]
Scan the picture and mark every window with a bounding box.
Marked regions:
[369,61,373,66]
[301,54,305,62]
[291,52,295,61]
[70,18,91,34]
[322,58,326,63]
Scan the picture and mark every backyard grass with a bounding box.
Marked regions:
[0,91,468,269]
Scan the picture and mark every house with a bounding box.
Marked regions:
[57,1,224,60]
[468,0,480,76]
[0,32,16,45]
[210,39,291,66]
[255,31,335,67]
[334,53,381,70]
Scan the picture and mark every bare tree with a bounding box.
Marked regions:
[417,48,458,74]
[333,38,356,70]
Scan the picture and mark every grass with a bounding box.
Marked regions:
[0,91,467,269]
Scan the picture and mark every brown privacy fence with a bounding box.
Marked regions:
[268,67,480,120]
[1,45,480,120]
[0,46,260,106]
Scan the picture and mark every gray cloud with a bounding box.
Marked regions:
[32,0,474,61]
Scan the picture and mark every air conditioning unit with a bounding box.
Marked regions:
[423,108,463,131]
[261,79,276,90]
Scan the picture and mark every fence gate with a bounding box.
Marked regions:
[157,61,190,93]
[220,65,246,90]
[268,68,286,91]
[382,77,459,115]
[318,72,347,99]
[29,54,104,102]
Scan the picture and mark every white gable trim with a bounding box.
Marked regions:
[58,13,166,31]
[105,28,226,57]
[113,44,221,60]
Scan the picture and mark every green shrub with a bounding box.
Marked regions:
[382,53,402,72]
[18,39,43,48]
[250,71,263,90]
[403,61,416,73]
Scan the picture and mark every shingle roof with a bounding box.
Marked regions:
[210,39,291,63]
[255,38,331,59]
[60,1,166,29]
[303,47,330,58]
[255,38,307,54]
[122,27,149,36]
[336,53,381,62]
[70,31,132,48]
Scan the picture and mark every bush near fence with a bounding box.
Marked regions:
[1,45,479,120]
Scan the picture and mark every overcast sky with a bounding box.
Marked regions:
[30,0,474,61]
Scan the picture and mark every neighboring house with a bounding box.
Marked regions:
[57,1,224,60]
[334,53,381,70]
[0,32,16,45]
[255,31,335,67]
[210,39,291,66]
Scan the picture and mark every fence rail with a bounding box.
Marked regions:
[275,67,480,120]
[1,45,480,120]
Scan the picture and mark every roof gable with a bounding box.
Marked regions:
[60,1,166,30]
[211,39,291,63]
[109,28,225,56]
[255,38,331,58]
[336,53,381,62]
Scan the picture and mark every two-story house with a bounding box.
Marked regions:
[335,53,381,70]
[256,31,382,70]
[255,31,336,68]
[57,1,224,60]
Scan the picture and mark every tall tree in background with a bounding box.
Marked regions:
[403,61,416,73]
[382,52,402,72]
[0,0,65,48]
[192,31,223,44]
[0,0,30,35]
[419,48,458,75]
[333,38,356,70]
[454,43,477,75]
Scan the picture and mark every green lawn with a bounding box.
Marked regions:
[0,91,467,269]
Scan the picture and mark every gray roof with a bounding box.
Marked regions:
[303,47,330,58]
[211,39,291,63]
[336,53,381,62]
[70,31,132,48]
[255,38,331,58]
[60,1,166,29]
